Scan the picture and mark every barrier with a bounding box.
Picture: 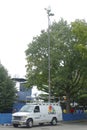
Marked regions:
[63,113,87,121]
[0,113,12,124]
[0,113,87,124]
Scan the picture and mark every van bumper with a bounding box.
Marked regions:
[12,120,26,125]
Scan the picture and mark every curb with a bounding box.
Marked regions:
[62,119,87,123]
[0,124,12,126]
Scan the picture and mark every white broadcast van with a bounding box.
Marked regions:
[12,102,62,128]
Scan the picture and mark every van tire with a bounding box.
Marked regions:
[13,124,19,127]
[51,118,57,125]
[39,123,44,126]
[26,119,33,128]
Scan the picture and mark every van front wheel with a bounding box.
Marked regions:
[51,118,57,125]
[13,124,19,127]
[26,119,33,128]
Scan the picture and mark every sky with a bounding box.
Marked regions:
[0,0,87,78]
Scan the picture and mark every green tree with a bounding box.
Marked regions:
[25,19,87,113]
[71,19,87,107]
[0,63,16,113]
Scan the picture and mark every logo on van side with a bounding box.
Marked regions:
[48,105,56,114]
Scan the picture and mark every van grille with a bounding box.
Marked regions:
[13,116,21,120]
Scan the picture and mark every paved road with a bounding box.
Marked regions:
[0,121,87,130]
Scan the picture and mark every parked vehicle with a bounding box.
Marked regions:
[12,102,62,128]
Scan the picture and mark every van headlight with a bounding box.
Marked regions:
[21,116,27,121]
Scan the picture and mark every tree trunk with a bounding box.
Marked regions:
[66,92,71,113]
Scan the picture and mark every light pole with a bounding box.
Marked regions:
[45,7,54,102]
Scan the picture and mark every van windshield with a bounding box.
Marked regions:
[20,105,34,112]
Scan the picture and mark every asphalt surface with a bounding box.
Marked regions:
[0,121,87,130]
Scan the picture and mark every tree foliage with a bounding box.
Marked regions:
[0,64,16,113]
[25,19,87,113]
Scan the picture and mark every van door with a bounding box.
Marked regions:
[33,106,42,124]
[40,106,52,123]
